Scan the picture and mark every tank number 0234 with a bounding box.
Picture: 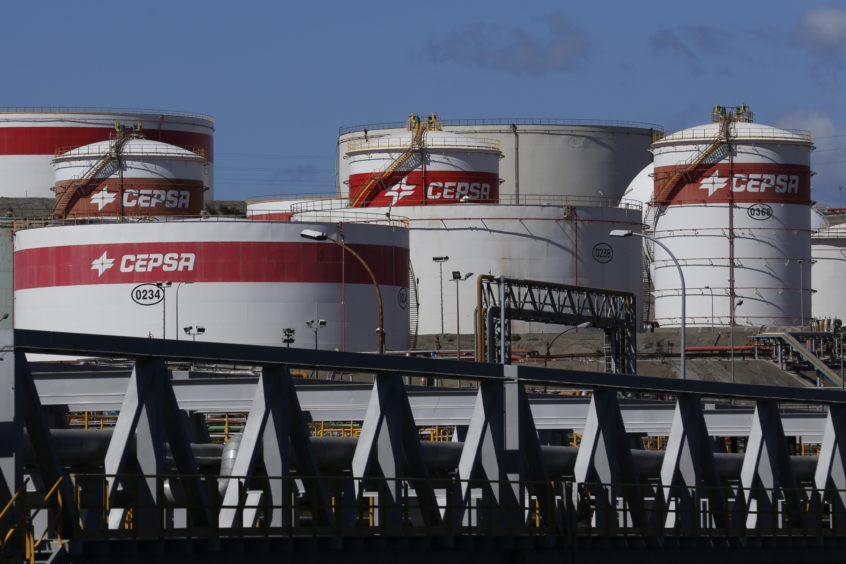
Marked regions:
[131,284,165,306]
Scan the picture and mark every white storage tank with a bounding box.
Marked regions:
[52,137,207,218]
[649,106,814,327]
[14,220,409,352]
[339,118,659,204]
[291,201,643,336]
[0,108,214,198]
[812,222,846,322]
[346,117,501,208]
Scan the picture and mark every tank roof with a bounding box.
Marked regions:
[655,121,812,145]
[54,138,206,161]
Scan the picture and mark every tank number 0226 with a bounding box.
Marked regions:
[131,284,165,306]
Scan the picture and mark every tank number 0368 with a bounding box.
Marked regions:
[131,284,165,306]
[747,203,773,220]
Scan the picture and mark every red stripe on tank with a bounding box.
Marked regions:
[15,241,408,289]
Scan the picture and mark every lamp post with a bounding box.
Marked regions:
[610,229,687,380]
[155,281,172,339]
[797,259,817,327]
[730,299,743,385]
[306,319,326,350]
[175,281,194,341]
[300,229,384,354]
[452,271,474,360]
[183,325,205,342]
[704,285,714,329]
[545,322,591,368]
[432,256,449,335]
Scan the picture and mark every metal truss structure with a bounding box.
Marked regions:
[4,330,846,563]
[475,275,637,372]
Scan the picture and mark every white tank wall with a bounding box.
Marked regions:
[298,203,644,336]
[14,220,408,352]
[338,121,658,203]
[812,228,846,322]
[0,110,215,198]
[652,203,811,327]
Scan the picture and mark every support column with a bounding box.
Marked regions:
[739,400,803,530]
[573,388,643,529]
[660,394,726,529]
[219,366,329,529]
[350,373,441,528]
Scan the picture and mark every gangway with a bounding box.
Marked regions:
[349,112,436,208]
[753,331,842,387]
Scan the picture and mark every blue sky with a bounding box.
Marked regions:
[4,1,846,206]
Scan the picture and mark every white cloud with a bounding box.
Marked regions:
[794,6,846,58]
[426,14,590,76]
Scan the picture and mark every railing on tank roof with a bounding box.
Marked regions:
[10,215,259,231]
[339,118,664,135]
[246,192,340,204]
[346,136,501,152]
[0,106,214,122]
[53,144,208,159]
[284,194,642,214]
[288,210,410,228]
[654,126,812,143]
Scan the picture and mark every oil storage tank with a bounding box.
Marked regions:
[14,220,409,352]
[289,200,643,337]
[346,116,501,207]
[52,136,207,218]
[338,116,659,203]
[649,105,814,327]
[0,108,214,198]
[812,221,846,322]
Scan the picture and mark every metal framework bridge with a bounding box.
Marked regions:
[475,275,637,373]
[4,330,846,563]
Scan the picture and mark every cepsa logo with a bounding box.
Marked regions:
[90,251,196,277]
[90,188,192,211]
[698,172,800,197]
[426,182,492,201]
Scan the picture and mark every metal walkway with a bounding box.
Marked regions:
[754,332,842,387]
[5,329,846,563]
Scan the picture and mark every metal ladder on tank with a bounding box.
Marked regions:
[349,118,427,208]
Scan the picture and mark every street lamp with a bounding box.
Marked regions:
[175,281,194,341]
[452,270,474,360]
[610,229,687,380]
[306,319,327,350]
[704,285,714,330]
[797,259,817,327]
[731,299,743,385]
[301,229,384,354]
[545,322,591,368]
[155,281,172,339]
[432,256,449,334]
[183,325,205,342]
